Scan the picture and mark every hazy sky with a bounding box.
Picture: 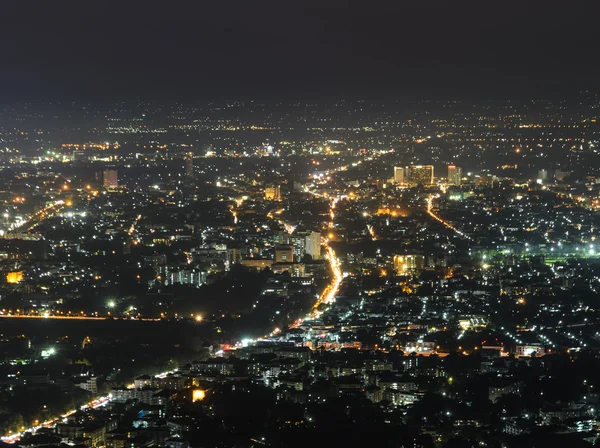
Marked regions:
[1,1,599,101]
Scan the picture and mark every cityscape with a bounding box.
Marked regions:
[2,2,600,448]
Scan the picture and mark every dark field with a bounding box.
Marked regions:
[0,317,211,343]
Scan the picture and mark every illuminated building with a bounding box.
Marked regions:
[275,245,293,263]
[447,165,462,186]
[407,165,434,186]
[393,166,406,184]
[287,234,306,261]
[165,269,207,287]
[386,390,422,406]
[283,231,320,261]
[304,231,321,260]
[192,389,206,402]
[265,185,281,201]
[76,376,98,395]
[103,169,118,189]
[6,271,24,283]
[271,262,306,277]
[488,381,522,403]
[393,165,434,185]
[134,375,152,388]
[458,316,488,331]
[393,255,424,274]
[516,344,545,357]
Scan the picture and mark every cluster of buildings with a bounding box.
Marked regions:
[3,97,600,445]
[393,164,463,187]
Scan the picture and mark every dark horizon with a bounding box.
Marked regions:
[2,1,600,102]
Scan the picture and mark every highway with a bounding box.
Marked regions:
[0,314,161,321]
[5,200,66,234]
[311,244,343,316]
[314,198,343,311]
[287,198,343,328]
[426,194,471,240]
[127,214,142,235]
[0,314,106,320]
[0,396,111,444]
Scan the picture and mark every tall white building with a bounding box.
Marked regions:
[304,231,321,260]
[76,376,98,395]
[394,166,406,184]
[447,165,462,186]
[281,231,321,261]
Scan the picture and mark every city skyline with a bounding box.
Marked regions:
[2,2,600,447]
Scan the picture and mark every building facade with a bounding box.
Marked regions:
[447,165,462,186]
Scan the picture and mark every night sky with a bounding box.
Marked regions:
[1,1,599,101]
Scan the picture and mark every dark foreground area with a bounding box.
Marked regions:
[0,316,211,343]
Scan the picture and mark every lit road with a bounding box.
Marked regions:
[288,245,342,329]
[288,198,343,328]
[257,152,394,338]
[329,200,336,227]
[229,198,246,225]
[366,224,378,241]
[0,395,111,444]
[0,314,105,320]
[311,198,343,315]
[5,200,66,234]
[0,314,161,321]
[426,194,471,240]
[128,214,142,235]
[310,244,343,316]
[228,205,238,224]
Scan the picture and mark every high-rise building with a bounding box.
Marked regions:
[265,185,281,201]
[185,153,194,177]
[282,231,321,261]
[407,165,434,186]
[393,254,425,274]
[103,169,118,189]
[304,231,321,260]
[287,234,307,261]
[447,165,462,186]
[394,166,406,184]
[537,169,549,182]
